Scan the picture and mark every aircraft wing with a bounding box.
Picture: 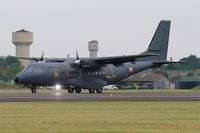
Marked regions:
[16,53,158,68]
[94,54,158,65]
[16,57,66,63]
[16,57,41,62]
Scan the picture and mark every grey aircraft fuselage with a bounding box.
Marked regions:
[15,20,180,93]
[17,60,154,87]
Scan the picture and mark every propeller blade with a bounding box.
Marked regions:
[40,51,44,61]
[76,49,79,60]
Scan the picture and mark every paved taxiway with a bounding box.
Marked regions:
[0,92,200,102]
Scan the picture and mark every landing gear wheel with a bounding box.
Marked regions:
[75,88,81,93]
[96,88,103,93]
[89,89,95,93]
[31,87,37,93]
[68,88,74,93]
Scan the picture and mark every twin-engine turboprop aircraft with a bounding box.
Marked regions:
[15,20,181,93]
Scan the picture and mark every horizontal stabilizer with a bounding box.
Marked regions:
[153,61,187,65]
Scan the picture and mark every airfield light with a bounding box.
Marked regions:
[55,84,61,90]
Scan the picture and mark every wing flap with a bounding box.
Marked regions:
[95,54,158,64]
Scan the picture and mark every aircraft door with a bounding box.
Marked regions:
[63,68,68,80]
[52,68,60,79]
[105,65,114,79]
[61,65,69,80]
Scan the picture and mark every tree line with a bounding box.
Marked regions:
[163,55,200,70]
[0,56,22,82]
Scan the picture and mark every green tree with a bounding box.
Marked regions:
[163,55,200,70]
[187,71,195,77]
[5,56,20,65]
[179,55,200,70]
[0,56,22,82]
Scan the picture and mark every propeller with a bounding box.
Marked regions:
[76,49,79,60]
[36,51,45,62]
[73,50,95,68]
[74,50,81,66]
[40,51,44,61]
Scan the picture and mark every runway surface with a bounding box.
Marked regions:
[0,92,200,102]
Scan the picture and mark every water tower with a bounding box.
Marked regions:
[88,40,98,58]
[12,29,33,66]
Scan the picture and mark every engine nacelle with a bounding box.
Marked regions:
[73,59,97,68]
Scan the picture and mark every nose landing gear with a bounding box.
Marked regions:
[28,86,37,93]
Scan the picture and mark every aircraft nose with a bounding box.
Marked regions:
[14,76,19,83]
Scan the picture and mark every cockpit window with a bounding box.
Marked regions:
[27,68,33,72]
[22,65,45,74]
[22,67,29,72]
[22,67,33,72]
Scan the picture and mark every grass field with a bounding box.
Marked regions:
[0,101,199,133]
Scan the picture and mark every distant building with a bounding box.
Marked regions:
[175,76,200,89]
[120,70,171,89]
[88,40,98,58]
[12,29,33,66]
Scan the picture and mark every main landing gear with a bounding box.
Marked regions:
[28,86,103,94]
[67,88,82,93]
[89,88,103,94]
[67,88,103,93]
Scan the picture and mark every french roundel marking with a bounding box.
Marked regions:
[128,67,134,72]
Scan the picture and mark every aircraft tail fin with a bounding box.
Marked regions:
[141,20,171,61]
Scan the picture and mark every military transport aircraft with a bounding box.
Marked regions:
[15,20,180,93]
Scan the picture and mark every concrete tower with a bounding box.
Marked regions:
[12,29,33,66]
[88,40,98,58]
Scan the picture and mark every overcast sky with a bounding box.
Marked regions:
[0,0,200,60]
